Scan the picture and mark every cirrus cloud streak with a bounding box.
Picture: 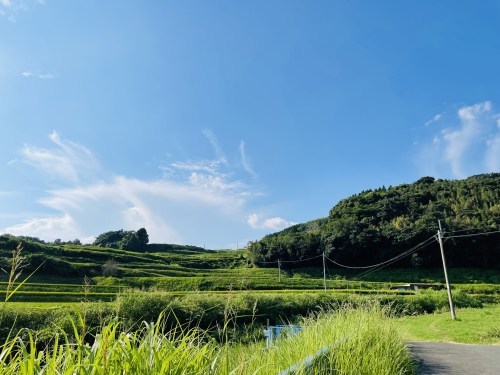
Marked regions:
[416,101,500,178]
[3,130,294,248]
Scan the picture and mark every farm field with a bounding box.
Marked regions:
[2,270,500,303]
[1,237,499,373]
[1,238,499,300]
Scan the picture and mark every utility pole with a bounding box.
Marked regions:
[278,259,281,282]
[437,220,456,320]
[322,252,327,293]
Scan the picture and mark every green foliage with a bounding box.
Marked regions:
[0,305,414,374]
[0,289,486,346]
[250,174,500,269]
[224,305,414,374]
[93,228,149,251]
[114,290,483,333]
[136,227,149,248]
[24,254,79,277]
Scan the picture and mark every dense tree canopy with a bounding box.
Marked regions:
[93,228,149,251]
[248,174,500,269]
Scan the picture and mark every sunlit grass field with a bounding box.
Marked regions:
[396,304,500,344]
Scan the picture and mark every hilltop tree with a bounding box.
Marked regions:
[136,228,149,247]
[93,228,149,251]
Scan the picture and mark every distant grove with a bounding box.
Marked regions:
[248,174,500,269]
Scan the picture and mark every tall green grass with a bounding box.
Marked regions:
[0,305,414,374]
[0,289,484,345]
[225,304,414,374]
[0,316,219,374]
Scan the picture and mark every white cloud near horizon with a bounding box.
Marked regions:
[247,213,296,231]
[5,214,78,240]
[416,101,500,178]
[4,130,294,248]
[485,134,500,172]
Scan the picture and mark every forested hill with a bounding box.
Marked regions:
[248,174,500,269]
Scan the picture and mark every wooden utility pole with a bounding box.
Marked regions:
[437,220,456,320]
[322,252,327,293]
[278,259,281,282]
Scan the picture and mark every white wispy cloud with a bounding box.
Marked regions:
[424,113,442,127]
[3,174,249,245]
[19,131,100,184]
[247,213,296,231]
[0,0,44,21]
[3,130,291,247]
[485,135,500,172]
[5,214,79,240]
[239,140,257,178]
[203,128,227,164]
[171,160,221,174]
[21,71,57,80]
[416,101,500,178]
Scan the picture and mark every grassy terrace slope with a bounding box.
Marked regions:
[0,235,245,278]
[1,235,500,303]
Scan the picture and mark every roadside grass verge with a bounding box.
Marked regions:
[395,304,500,344]
[0,304,414,374]
[224,304,414,374]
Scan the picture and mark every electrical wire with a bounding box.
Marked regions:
[442,229,500,239]
[352,239,437,280]
[251,228,497,270]
[280,254,323,263]
[443,227,485,235]
[323,235,437,270]
[252,254,323,265]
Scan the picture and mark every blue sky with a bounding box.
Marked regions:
[1,1,499,248]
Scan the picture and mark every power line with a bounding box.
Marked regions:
[252,254,322,265]
[443,229,500,239]
[280,254,323,263]
[352,239,436,280]
[251,228,497,272]
[443,227,485,235]
[324,235,437,270]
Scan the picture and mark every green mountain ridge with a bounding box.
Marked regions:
[248,174,500,269]
[0,174,498,284]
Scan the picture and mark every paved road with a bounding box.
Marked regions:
[408,342,500,374]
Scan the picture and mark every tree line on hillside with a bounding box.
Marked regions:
[248,174,500,269]
[9,236,83,246]
[93,228,149,251]
[0,228,151,252]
